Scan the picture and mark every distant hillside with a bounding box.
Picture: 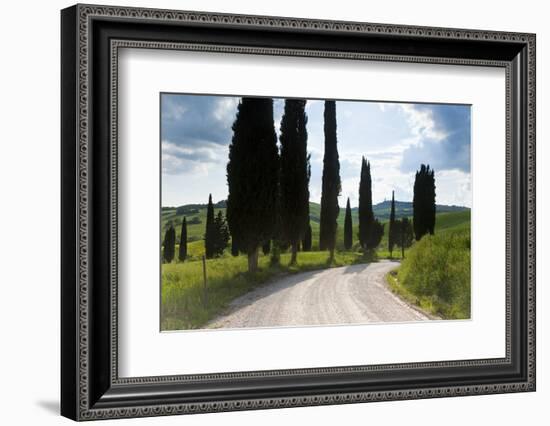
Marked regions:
[163,200,468,241]
[161,200,470,257]
[308,200,468,224]
[372,200,467,220]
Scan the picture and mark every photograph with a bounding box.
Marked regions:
[160,94,472,331]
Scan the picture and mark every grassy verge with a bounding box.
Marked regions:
[161,250,372,330]
[386,226,471,320]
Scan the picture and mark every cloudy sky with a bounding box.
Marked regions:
[161,94,471,208]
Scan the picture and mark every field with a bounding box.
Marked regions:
[161,205,471,330]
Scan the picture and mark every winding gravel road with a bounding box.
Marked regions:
[208,260,431,329]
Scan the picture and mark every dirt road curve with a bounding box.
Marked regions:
[208,260,431,329]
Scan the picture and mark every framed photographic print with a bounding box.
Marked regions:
[61,4,536,421]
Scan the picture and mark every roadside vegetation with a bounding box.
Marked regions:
[386,224,471,320]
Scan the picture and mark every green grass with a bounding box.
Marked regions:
[161,250,370,330]
[387,225,471,319]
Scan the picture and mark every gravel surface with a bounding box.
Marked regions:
[207,260,431,329]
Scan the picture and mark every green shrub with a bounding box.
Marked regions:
[397,226,470,319]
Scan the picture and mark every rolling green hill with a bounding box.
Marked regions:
[161,200,470,258]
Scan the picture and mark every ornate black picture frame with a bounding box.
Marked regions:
[61,4,536,421]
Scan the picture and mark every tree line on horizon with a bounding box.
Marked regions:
[162,97,437,270]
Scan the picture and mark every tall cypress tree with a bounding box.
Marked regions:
[301,200,312,252]
[319,100,341,261]
[343,197,353,250]
[358,157,374,251]
[162,224,175,263]
[230,238,239,257]
[178,216,187,262]
[302,222,312,252]
[279,99,310,265]
[413,164,436,241]
[388,190,396,257]
[204,194,215,259]
[226,97,279,272]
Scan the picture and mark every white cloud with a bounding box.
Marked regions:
[399,104,447,144]
[161,139,227,175]
[213,97,239,123]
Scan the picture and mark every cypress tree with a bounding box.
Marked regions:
[319,100,341,261]
[162,224,176,263]
[343,197,353,250]
[212,211,229,257]
[270,154,283,268]
[226,97,279,272]
[178,216,187,262]
[358,157,374,251]
[279,99,310,265]
[204,194,215,259]
[388,190,396,257]
[367,219,384,250]
[397,217,414,258]
[230,238,239,257]
[302,222,312,252]
[262,240,271,255]
[413,164,436,241]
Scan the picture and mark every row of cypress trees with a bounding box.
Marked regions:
[341,157,386,254]
[162,216,188,263]
[165,162,435,264]
[204,194,230,259]
[162,194,231,263]
[164,96,437,267]
[341,161,436,257]
[227,97,313,272]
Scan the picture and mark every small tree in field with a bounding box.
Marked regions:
[204,194,215,259]
[162,225,176,263]
[343,197,353,250]
[178,217,187,262]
